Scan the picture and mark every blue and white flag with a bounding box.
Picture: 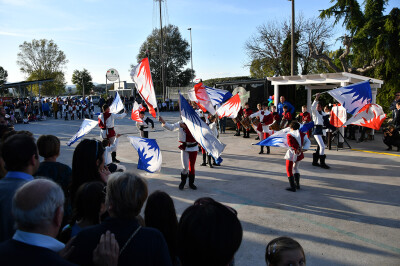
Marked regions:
[179,93,226,161]
[109,92,125,114]
[67,119,98,146]
[327,81,372,115]
[205,86,233,106]
[127,136,162,173]
[299,121,314,133]
[254,128,290,148]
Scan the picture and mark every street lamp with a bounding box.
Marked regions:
[289,0,295,76]
[188,28,194,84]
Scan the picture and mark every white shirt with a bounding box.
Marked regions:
[13,230,65,253]
[311,100,329,126]
[98,112,126,129]
[162,121,198,152]
[105,138,119,165]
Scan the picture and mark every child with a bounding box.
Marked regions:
[101,134,126,173]
[280,105,292,129]
[296,105,312,137]
[284,122,310,192]
[136,111,154,138]
[265,236,306,266]
[242,102,253,138]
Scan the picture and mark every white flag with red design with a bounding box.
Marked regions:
[330,105,347,127]
[194,82,216,115]
[216,94,241,119]
[343,104,386,130]
[131,101,144,123]
[130,58,157,118]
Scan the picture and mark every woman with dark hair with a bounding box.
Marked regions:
[70,139,110,201]
[145,191,179,265]
[59,181,106,243]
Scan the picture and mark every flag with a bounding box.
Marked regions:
[127,136,162,173]
[67,119,98,146]
[343,103,386,130]
[131,57,157,118]
[327,81,372,115]
[179,93,226,161]
[109,92,124,114]
[216,94,241,119]
[330,105,347,127]
[194,82,216,115]
[299,121,314,133]
[131,101,143,123]
[254,128,291,147]
[205,86,233,106]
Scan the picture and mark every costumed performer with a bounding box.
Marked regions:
[136,111,154,138]
[242,102,253,138]
[249,102,273,154]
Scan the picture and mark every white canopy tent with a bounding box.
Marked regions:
[267,72,383,112]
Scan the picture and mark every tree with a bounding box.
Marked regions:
[317,0,400,113]
[245,15,333,78]
[134,25,194,95]
[17,39,68,96]
[0,66,8,95]
[72,69,94,95]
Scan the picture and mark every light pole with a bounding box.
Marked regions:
[289,0,295,76]
[188,27,193,84]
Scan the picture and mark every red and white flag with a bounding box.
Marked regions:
[131,101,144,123]
[330,105,347,127]
[216,94,241,119]
[343,103,386,130]
[130,58,157,118]
[194,82,216,115]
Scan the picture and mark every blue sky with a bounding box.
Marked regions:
[1,0,399,85]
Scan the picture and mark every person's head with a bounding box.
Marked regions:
[271,106,276,112]
[71,139,105,200]
[106,172,148,219]
[265,237,305,266]
[145,190,178,259]
[262,102,268,110]
[37,135,60,160]
[12,179,64,237]
[0,106,5,116]
[178,197,243,266]
[396,101,400,110]
[72,181,106,225]
[102,139,110,148]
[257,103,262,110]
[0,115,6,126]
[283,105,288,112]
[102,104,110,113]
[139,111,145,119]
[245,102,249,109]
[1,133,39,174]
[290,121,300,131]
[209,115,216,123]
[324,105,331,113]
[316,102,322,112]
[387,125,395,132]
[280,96,285,103]
[395,92,400,100]
[302,105,307,113]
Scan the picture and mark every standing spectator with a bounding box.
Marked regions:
[0,179,75,265]
[277,96,295,117]
[389,91,400,118]
[219,116,226,134]
[68,172,172,266]
[394,102,400,129]
[42,100,50,117]
[98,96,105,110]
[145,191,179,265]
[0,134,39,242]
[52,99,59,119]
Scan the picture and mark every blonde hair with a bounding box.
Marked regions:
[106,172,148,219]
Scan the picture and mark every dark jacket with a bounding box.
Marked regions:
[394,109,400,128]
[68,217,172,266]
[0,239,75,266]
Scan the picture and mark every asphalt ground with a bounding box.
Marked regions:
[14,110,400,266]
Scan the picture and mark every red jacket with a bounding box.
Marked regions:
[282,111,292,121]
[287,132,306,161]
[299,112,311,123]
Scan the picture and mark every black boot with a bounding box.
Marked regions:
[234,129,240,136]
[179,173,188,190]
[266,146,270,154]
[385,145,392,151]
[312,153,320,166]
[208,155,213,168]
[255,136,260,140]
[286,176,296,192]
[259,146,264,154]
[112,152,120,163]
[200,153,207,166]
[212,157,220,166]
[319,155,330,169]
[294,173,300,189]
[188,174,197,190]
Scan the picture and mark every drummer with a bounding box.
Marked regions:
[249,102,274,154]
[254,103,262,140]
[242,102,253,138]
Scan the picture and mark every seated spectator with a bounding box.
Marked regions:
[145,190,179,265]
[59,181,106,243]
[70,139,111,201]
[178,197,242,266]
[383,125,400,151]
[102,135,126,173]
[280,105,292,129]
[0,134,39,242]
[68,172,172,266]
[265,236,306,266]
[0,179,73,265]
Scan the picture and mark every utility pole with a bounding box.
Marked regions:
[188,28,193,84]
[158,0,166,101]
[290,0,295,76]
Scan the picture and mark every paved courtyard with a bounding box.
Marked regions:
[14,110,400,266]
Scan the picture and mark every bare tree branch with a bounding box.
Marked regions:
[308,42,341,72]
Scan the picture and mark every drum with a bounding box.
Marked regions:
[232,118,239,124]
[251,117,260,131]
[240,117,251,129]
[269,121,280,131]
